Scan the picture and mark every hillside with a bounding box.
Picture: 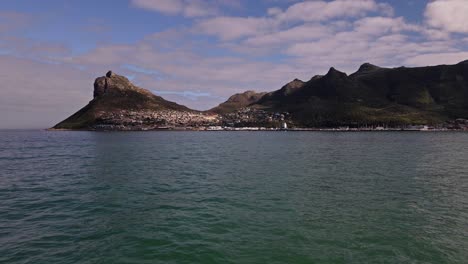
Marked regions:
[53,71,218,130]
[238,60,468,127]
[209,91,267,114]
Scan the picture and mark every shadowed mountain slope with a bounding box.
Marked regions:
[245,61,468,126]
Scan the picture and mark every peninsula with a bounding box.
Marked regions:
[53,60,468,131]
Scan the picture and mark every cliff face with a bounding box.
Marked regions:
[53,71,217,130]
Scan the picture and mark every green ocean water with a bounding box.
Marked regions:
[0,130,467,263]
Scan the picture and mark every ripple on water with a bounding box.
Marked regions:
[0,131,467,263]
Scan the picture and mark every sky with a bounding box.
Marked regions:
[1,0,468,129]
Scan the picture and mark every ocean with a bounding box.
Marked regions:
[1,130,467,263]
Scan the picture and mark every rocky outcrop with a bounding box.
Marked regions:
[92,71,154,99]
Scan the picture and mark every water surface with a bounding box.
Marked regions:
[0,131,467,263]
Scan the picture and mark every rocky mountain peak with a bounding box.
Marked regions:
[325,67,347,79]
[286,78,304,88]
[93,71,135,98]
[358,63,380,73]
[276,78,305,96]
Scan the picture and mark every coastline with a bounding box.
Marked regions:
[46,127,465,132]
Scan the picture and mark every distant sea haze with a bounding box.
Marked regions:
[1,130,467,263]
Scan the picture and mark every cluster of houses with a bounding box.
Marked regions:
[220,108,290,128]
[92,110,220,130]
[89,107,293,131]
[89,108,468,132]
[447,119,468,130]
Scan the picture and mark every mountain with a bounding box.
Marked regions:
[244,60,468,127]
[209,90,267,114]
[53,71,218,130]
[54,60,468,130]
[208,77,306,114]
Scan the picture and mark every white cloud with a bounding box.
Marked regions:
[425,0,468,33]
[195,16,274,40]
[0,36,71,60]
[0,56,93,129]
[422,28,451,40]
[131,0,220,17]
[193,0,467,76]
[195,0,395,41]
[275,0,394,23]
[353,16,419,36]
[267,7,282,16]
[404,52,468,66]
[244,23,330,47]
[131,0,182,14]
[0,11,32,33]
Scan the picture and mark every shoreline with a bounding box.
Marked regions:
[46,127,466,132]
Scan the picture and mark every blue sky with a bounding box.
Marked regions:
[1,0,468,128]
[0,0,428,54]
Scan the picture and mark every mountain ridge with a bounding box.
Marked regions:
[53,60,468,130]
[243,60,468,126]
